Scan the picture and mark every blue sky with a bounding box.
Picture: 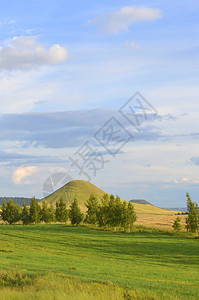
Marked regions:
[0,0,199,207]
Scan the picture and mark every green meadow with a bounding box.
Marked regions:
[0,225,198,299]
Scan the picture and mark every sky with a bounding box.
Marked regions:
[0,0,199,207]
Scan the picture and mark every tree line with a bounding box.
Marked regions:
[0,193,137,230]
[1,192,198,233]
[0,197,83,226]
[85,194,137,231]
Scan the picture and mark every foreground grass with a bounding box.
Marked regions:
[0,224,198,299]
[0,270,162,300]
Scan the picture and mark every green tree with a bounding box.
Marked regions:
[172,217,182,231]
[48,204,55,223]
[29,197,41,224]
[185,193,199,233]
[21,201,30,225]
[97,193,109,227]
[5,199,22,224]
[41,200,54,223]
[121,201,128,229]
[85,194,99,225]
[55,197,68,223]
[114,196,123,228]
[0,200,7,222]
[107,195,123,230]
[69,199,83,225]
[107,194,116,227]
[126,202,137,231]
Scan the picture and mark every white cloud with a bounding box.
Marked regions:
[125,41,141,50]
[172,177,199,184]
[0,36,68,70]
[88,6,162,34]
[13,166,37,184]
[0,68,58,113]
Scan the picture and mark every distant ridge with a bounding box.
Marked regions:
[130,199,152,205]
[164,207,187,213]
[0,197,40,206]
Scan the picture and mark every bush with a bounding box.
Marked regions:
[172,217,182,231]
[0,270,35,287]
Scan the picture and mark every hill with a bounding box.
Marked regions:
[42,180,177,218]
[164,207,187,212]
[42,180,107,208]
[130,199,152,205]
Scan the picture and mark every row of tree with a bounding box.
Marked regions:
[0,197,83,225]
[0,194,137,230]
[1,192,198,233]
[85,194,137,230]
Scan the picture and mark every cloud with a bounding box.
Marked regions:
[12,166,37,184]
[189,156,199,166]
[163,177,199,184]
[0,151,66,166]
[0,36,68,70]
[0,110,166,148]
[88,6,162,34]
[125,41,141,50]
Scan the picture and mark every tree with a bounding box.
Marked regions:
[5,199,22,225]
[126,202,137,231]
[185,193,199,233]
[97,193,109,227]
[69,199,83,225]
[29,197,41,224]
[121,201,128,230]
[21,201,30,225]
[1,200,7,222]
[114,196,123,228]
[107,194,116,227]
[85,194,99,225]
[107,195,123,230]
[41,200,54,223]
[48,204,55,223]
[172,217,181,231]
[55,197,68,223]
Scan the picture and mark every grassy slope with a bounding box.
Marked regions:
[0,272,140,300]
[0,225,198,299]
[42,180,179,229]
[42,180,176,215]
[42,180,106,208]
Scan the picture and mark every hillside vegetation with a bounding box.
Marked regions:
[42,180,106,208]
[42,180,176,215]
[41,180,179,229]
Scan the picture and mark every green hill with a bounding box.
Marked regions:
[130,199,152,205]
[42,180,176,216]
[42,180,107,208]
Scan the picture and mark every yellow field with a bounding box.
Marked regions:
[131,203,184,229]
[135,212,186,230]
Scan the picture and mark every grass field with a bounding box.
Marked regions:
[0,224,198,299]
